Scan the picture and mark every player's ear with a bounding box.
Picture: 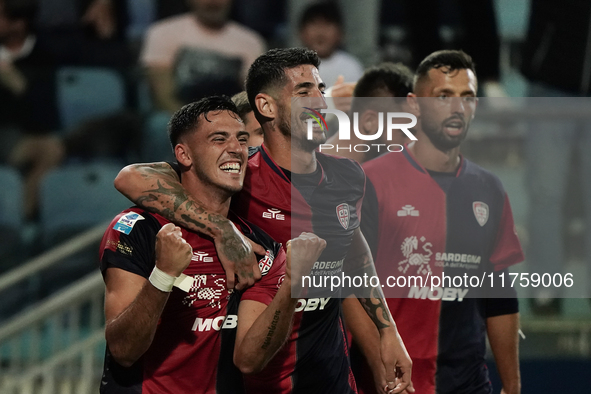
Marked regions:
[360,110,379,135]
[407,93,420,117]
[175,143,192,167]
[255,93,275,120]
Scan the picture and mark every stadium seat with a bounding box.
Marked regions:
[141,111,175,162]
[0,166,24,272]
[56,67,126,131]
[38,162,131,295]
[39,162,130,246]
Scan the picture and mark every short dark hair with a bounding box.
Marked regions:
[1,0,37,21]
[245,47,320,119]
[298,1,343,30]
[168,96,239,148]
[414,50,476,89]
[354,62,413,98]
[231,91,252,120]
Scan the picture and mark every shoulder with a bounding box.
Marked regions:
[333,50,362,64]
[462,159,506,194]
[225,21,265,46]
[147,13,193,36]
[363,152,403,176]
[318,152,364,178]
[106,207,162,237]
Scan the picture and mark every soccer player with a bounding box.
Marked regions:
[321,62,415,163]
[114,48,412,394]
[100,96,326,393]
[362,50,523,394]
[231,91,264,147]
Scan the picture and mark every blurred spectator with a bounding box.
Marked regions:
[298,1,363,86]
[323,62,414,163]
[35,0,134,67]
[289,0,380,68]
[0,0,64,220]
[155,0,286,43]
[521,0,591,314]
[404,0,505,97]
[141,0,265,113]
[231,91,263,147]
[156,0,189,20]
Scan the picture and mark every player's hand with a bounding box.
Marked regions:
[285,232,327,289]
[155,223,193,277]
[214,221,263,291]
[380,331,414,393]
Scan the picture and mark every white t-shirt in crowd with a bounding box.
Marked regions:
[318,50,364,86]
[141,13,265,81]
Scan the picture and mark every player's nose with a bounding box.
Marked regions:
[449,97,466,114]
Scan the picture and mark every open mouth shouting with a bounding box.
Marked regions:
[443,117,465,136]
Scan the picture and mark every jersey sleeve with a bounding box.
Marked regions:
[241,247,286,306]
[99,210,161,279]
[485,269,519,317]
[489,194,525,271]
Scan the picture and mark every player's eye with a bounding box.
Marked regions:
[463,96,476,103]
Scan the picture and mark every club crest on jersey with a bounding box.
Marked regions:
[336,203,350,229]
[473,202,489,227]
[258,250,275,276]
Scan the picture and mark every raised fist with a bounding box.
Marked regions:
[155,223,193,277]
[286,232,327,286]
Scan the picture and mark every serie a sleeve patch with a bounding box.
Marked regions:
[113,212,145,235]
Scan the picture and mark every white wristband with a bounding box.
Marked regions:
[149,266,176,293]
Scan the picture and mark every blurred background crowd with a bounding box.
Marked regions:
[0,0,590,365]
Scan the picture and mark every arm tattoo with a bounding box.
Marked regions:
[261,310,282,350]
[359,287,391,330]
[144,180,189,212]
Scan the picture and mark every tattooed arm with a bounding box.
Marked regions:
[343,228,414,394]
[114,162,263,290]
[234,233,326,374]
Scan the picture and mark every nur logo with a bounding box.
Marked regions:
[303,107,328,137]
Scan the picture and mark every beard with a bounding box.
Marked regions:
[421,116,469,152]
[278,106,326,152]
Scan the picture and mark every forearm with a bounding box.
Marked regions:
[487,313,521,394]
[115,162,229,238]
[343,297,383,370]
[344,230,394,330]
[105,281,169,367]
[234,281,297,374]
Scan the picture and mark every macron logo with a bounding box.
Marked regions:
[263,208,285,221]
[397,205,419,217]
[191,251,214,263]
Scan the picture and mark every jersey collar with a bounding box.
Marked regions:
[402,145,466,177]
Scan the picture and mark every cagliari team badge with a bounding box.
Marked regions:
[336,203,350,229]
[473,201,489,227]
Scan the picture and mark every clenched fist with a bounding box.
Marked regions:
[155,223,193,277]
[286,232,327,287]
